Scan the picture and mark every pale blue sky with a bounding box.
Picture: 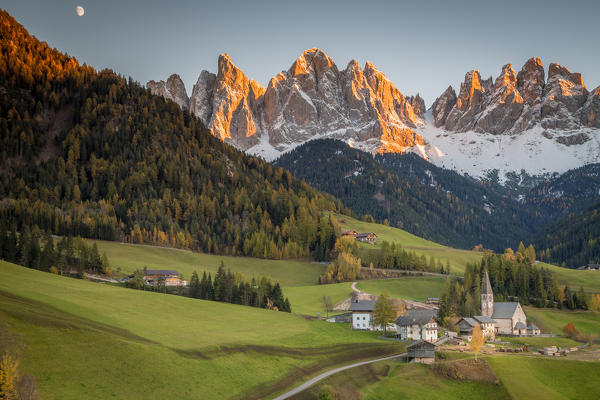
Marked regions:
[4,0,599,106]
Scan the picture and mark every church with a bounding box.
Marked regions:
[480,271,540,336]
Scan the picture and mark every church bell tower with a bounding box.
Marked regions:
[481,270,494,317]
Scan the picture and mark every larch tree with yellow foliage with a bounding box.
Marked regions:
[470,324,484,361]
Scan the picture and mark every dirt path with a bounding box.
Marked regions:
[351,281,360,293]
[271,352,407,400]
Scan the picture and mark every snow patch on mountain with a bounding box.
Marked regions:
[417,111,600,183]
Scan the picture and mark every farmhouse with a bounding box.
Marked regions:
[407,340,436,364]
[349,299,376,330]
[355,232,377,244]
[577,264,600,270]
[395,309,438,342]
[457,316,495,341]
[341,230,357,238]
[144,269,188,287]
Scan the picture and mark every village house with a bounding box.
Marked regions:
[457,316,495,341]
[349,299,376,330]
[395,309,438,342]
[341,230,357,238]
[355,232,377,244]
[407,340,436,364]
[143,269,188,287]
[577,264,600,270]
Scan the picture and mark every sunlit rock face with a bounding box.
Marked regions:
[149,48,425,156]
[147,74,189,111]
[431,57,597,134]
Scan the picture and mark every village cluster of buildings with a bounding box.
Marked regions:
[341,230,377,245]
[347,271,541,345]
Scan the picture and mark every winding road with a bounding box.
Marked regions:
[272,352,407,400]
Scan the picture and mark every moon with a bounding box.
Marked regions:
[76,6,85,17]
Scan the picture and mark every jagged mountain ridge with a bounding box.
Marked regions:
[148,48,427,159]
[149,53,600,183]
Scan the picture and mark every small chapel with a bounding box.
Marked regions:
[480,270,540,336]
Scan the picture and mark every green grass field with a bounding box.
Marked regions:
[284,282,354,316]
[92,240,324,287]
[0,260,404,400]
[487,355,600,399]
[499,336,581,349]
[524,306,600,336]
[356,276,447,302]
[291,359,510,400]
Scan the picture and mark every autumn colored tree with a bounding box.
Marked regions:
[470,324,484,360]
[562,322,580,339]
[0,353,19,400]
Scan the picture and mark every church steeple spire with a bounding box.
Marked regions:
[481,270,494,317]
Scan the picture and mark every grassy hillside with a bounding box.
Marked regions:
[356,277,447,302]
[291,359,510,399]
[524,306,600,336]
[92,240,324,287]
[487,356,600,399]
[331,213,484,274]
[0,261,404,399]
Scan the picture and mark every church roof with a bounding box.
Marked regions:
[514,321,527,330]
[482,271,493,295]
[491,302,520,319]
[473,315,495,324]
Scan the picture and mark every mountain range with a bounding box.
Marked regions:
[149,50,600,183]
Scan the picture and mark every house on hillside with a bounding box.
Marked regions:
[395,309,438,342]
[355,232,377,244]
[341,230,358,238]
[144,269,188,287]
[350,300,377,330]
[577,264,600,270]
[407,340,436,364]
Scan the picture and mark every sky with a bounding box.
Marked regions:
[3,0,599,106]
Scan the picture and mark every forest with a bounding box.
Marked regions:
[533,202,600,267]
[0,10,342,260]
[275,139,600,255]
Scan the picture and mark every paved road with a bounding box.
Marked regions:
[272,352,406,400]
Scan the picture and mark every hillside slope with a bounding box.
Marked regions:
[0,260,402,399]
[0,9,341,259]
[533,202,600,267]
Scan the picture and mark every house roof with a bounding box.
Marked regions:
[407,339,436,350]
[482,271,493,295]
[145,269,180,276]
[355,232,376,238]
[492,302,520,319]
[396,309,438,326]
[514,321,527,330]
[460,317,476,327]
[473,315,495,324]
[349,300,376,311]
[527,324,540,330]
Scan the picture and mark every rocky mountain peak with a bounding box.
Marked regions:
[432,57,597,134]
[431,86,457,127]
[146,73,189,111]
